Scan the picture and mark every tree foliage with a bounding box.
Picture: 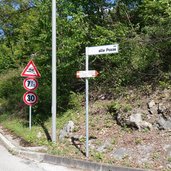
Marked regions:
[0,0,171,121]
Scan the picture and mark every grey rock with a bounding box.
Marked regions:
[59,121,75,141]
[111,147,130,160]
[157,115,171,130]
[64,121,74,133]
[158,102,171,117]
[147,100,157,115]
[129,113,142,123]
[136,144,153,164]
[59,129,68,140]
[163,144,171,157]
[139,121,153,130]
[148,100,155,108]
[96,141,111,153]
[158,103,167,114]
[128,113,152,130]
[167,164,171,169]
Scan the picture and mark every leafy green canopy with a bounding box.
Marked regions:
[0,0,171,121]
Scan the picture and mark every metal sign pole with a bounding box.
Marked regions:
[85,47,89,158]
[29,106,32,130]
[52,0,57,143]
[83,45,119,158]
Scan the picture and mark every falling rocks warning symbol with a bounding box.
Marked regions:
[21,60,41,77]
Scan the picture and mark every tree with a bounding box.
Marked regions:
[0,0,171,122]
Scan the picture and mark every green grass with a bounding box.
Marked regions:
[0,114,48,145]
[0,108,85,154]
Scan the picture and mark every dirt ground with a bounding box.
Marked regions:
[1,88,171,171]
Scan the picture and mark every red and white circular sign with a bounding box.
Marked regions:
[23,91,38,106]
[23,78,38,91]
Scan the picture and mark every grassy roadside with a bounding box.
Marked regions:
[0,98,115,161]
[0,113,50,146]
[0,106,88,158]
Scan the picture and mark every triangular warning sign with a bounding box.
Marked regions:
[21,60,41,77]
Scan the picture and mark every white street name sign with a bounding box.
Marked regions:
[76,70,99,78]
[86,44,119,56]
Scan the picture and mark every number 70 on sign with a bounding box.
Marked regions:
[23,78,38,91]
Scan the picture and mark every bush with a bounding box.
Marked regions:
[0,69,25,113]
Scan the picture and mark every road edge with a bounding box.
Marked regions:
[0,131,150,171]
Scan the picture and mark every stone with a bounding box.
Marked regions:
[64,120,74,133]
[37,131,43,139]
[96,141,111,153]
[128,113,152,130]
[167,164,171,169]
[157,115,171,130]
[147,100,157,115]
[139,121,153,130]
[136,144,153,164]
[59,129,68,140]
[111,147,130,160]
[59,121,75,141]
[148,100,155,108]
[158,102,171,117]
[163,144,171,157]
[158,103,167,114]
[117,112,153,130]
[129,113,142,123]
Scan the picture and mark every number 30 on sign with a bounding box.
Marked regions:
[23,91,38,106]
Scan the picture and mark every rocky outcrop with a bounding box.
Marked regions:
[116,89,171,131]
[117,112,152,130]
[157,102,171,130]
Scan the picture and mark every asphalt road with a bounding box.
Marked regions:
[0,142,83,171]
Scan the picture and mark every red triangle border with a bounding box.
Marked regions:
[21,60,41,77]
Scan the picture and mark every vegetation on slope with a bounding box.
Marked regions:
[0,0,171,170]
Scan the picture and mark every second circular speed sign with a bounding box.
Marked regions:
[23,91,38,106]
[23,78,38,91]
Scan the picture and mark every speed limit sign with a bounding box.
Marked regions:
[23,78,38,91]
[23,91,38,106]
